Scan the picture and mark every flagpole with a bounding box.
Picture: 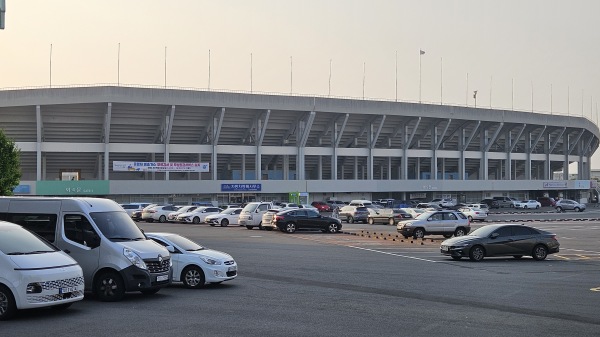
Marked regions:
[440,57,443,105]
[290,56,293,94]
[164,46,167,88]
[250,52,253,93]
[419,50,424,103]
[208,49,211,91]
[395,51,398,102]
[117,43,120,86]
[362,61,366,100]
[466,73,469,106]
[328,59,332,97]
[511,78,514,110]
[550,84,553,114]
[49,43,53,88]
[489,76,492,108]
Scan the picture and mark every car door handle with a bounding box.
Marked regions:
[64,249,71,254]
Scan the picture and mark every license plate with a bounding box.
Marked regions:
[228,266,236,272]
[441,246,449,251]
[59,286,77,294]
[156,275,169,282]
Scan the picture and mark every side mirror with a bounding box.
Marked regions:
[490,232,499,239]
[166,245,175,253]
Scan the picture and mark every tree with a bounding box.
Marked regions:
[0,129,21,196]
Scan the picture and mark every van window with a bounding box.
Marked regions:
[5,213,58,243]
[89,212,145,241]
[64,214,99,247]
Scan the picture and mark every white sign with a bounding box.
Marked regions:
[542,181,567,189]
[113,161,209,172]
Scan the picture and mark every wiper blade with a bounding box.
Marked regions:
[8,250,53,255]
[108,237,135,241]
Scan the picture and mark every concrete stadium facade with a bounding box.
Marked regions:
[1,86,598,205]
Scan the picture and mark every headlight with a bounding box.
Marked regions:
[404,222,413,227]
[26,282,43,294]
[200,257,222,265]
[124,247,147,269]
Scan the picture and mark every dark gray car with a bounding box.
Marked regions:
[440,224,560,261]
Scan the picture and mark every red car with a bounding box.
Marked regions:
[536,197,556,207]
[311,201,332,212]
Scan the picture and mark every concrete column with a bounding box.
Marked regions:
[242,154,246,180]
[354,157,358,180]
[318,155,322,180]
[283,155,289,180]
[36,105,42,181]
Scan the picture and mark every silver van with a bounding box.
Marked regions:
[0,197,172,302]
[239,202,273,230]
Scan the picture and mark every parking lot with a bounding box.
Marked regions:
[3,209,600,337]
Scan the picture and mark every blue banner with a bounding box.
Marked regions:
[221,183,262,192]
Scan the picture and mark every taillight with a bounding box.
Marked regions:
[275,215,284,221]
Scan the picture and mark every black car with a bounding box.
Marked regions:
[480,199,500,209]
[273,209,342,234]
[440,224,560,261]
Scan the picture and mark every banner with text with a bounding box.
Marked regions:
[113,161,209,172]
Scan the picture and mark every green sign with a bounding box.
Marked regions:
[36,180,110,196]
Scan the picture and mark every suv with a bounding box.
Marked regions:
[480,199,500,209]
[492,196,517,208]
[429,198,455,208]
[271,209,342,234]
[367,208,412,225]
[339,205,370,223]
[555,199,586,212]
[396,210,470,239]
[537,197,556,207]
[239,202,274,229]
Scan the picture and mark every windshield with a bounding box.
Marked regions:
[167,234,205,251]
[90,211,145,241]
[0,226,58,255]
[415,212,433,220]
[222,208,237,214]
[242,203,259,213]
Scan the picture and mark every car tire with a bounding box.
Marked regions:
[469,245,485,262]
[94,270,125,302]
[532,245,548,261]
[368,218,375,225]
[327,223,339,233]
[140,289,160,295]
[265,227,273,231]
[0,285,16,321]
[513,255,523,259]
[388,218,395,226]
[284,222,297,233]
[192,217,200,224]
[221,219,229,227]
[245,225,254,230]
[182,265,205,289]
[454,227,467,237]
[536,205,540,209]
[556,206,563,212]
[574,207,581,212]
[210,224,216,227]
[451,256,462,261]
[413,228,425,239]
[348,216,355,224]
[146,219,154,223]
[443,234,453,238]
[158,215,166,223]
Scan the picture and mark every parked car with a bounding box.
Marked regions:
[480,199,500,209]
[396,210,470,239]
[146,233,237,288]
[400,207,426,219]
[492,196,518,208]
[338,205,370,223]
[536,197,556,207]
[120,202,152,217]
[176,207,222,224]
[440,224,560,261]
[279,202,300,209]
[326,200,346,208]
[555,199,586,212]
[269,209,342,233]
[367,208,412,225]
[429,198,455,208]
[205,208,243,227]
[458,207,487,222]
[299,204,319,211]
[514,200,541,209]
[131,203,157,221]
[167,205,198,222]
[465,203,490,214]
[311,201,332,212]
[0,221,85,320]
[239,202,274,229]
[142,205,181,223]
[260,209,282,231]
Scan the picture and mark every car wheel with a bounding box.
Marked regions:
[192,217,200,224]
[413,228,425,239]
[327,223,339,233]
[574,207,581,212]
[221,219,229,227]
[388,218,395,226]
[0,285,16,321]
[469,245,485,262]
[443,234,453,238]
[524,205,528,209]
[158,215,166,223]
[258,222,263,230]
[532,245,548,261]
[451,256,462,261]
[536,205,540,209]
[284,222,297,233]
[209,224,216,227]
[348,216,355,224]
[146,219,154,223]
[368,218,375,225]
[140,289,160,295]
[182,265,205,289]
[265,227,273,231]
[454,227,467,237]
[556,206,563,212]
[94,271,125,302]
[245,225,254,230]
[513,255,523,259]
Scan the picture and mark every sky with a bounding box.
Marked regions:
[2,0,600,167]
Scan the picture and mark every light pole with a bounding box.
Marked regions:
[473,90,478,107]
[419,50,425,103]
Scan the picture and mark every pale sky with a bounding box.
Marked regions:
[2,0,600,167]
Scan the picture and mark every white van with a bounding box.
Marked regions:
[0,221,84,320]
[238,202,273,230]
[0,197,172,302]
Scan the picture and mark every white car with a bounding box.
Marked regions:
[142,205,181,223]
[514,200,541,209]
[205,208,243,227]
[177,207,222,224]
[0,221,85,320]
[429,198,455,208]
[146,233,237,289]
[167,205,198,222]
[458,207,488,222]
[120,202,152,217]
